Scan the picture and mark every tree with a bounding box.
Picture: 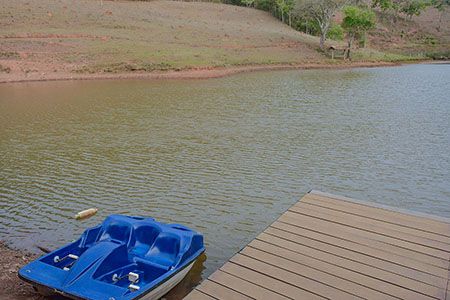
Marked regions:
[401,0,427,19]
[255,0,278,15]
[242,0,256,7]
[342,6,376,58]
[285,0,295,26]
[430,0,450,31]
[327,22,344,40]
[372,0,406,21]
[371,0,392,11]
[295,0,350,50]
[276,0,294,24]
[386,0,405,21]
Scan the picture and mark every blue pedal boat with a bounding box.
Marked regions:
[19,215,205,300]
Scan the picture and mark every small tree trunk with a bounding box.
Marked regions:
[318,17,331,50]
[320,24,329,50]
[393,8,399,23]
[437,10,445,32]
[320,32,326,50]
[346,38,353,59]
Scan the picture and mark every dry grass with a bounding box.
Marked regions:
[366,7,450,56]
[1,0,442,78]
[0,0,323,74]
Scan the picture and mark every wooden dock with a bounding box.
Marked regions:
[184,190,450,300]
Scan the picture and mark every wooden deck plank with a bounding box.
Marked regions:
[305,193,450,237]
[266,224,448,279]
[288,206,450,255]
[272,216,448,268]
[240,246,400,300]
[184,191,450,300]
[249,237,446,299]
[309,191,450,226]
[257,231,448,289]
[447,268,450,299]
[220,261,325,300]
[196,279,253,300]
[208,270,290,300]
[272,218,449,271]
[229,253,361,300]
[183,289,217,300]
[279,211,449,261]
[297,198,450,245]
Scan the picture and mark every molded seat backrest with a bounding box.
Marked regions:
[99,221,131,244]
[133,225,161,256]
[145,233,180,268]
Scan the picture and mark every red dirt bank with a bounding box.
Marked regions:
[0,61,405,84]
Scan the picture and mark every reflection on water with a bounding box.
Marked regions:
[168,254,207,298]
[0,64,449,299]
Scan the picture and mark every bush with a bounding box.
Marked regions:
[425,50,450,60]
[297,20,343,41]
[327,23,344,40]
[254,0,276,13]
[296,19,320,36]
[358,39,365,47]
[0,64,11,73]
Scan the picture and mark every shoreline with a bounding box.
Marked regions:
[0,60,418,84]
[0,241,42,300]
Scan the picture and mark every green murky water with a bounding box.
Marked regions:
[1,63,449,298]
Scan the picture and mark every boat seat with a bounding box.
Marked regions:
[132,225,161,257]
[144,233,180,269]
[98,221,131,244]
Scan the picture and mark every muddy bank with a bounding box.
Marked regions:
[0,61,410,84]
[0,241,43,300]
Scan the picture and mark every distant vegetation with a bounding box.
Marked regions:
[0,0,448,80]
[342,6,376,57]
[0,0,326,76]
[182,0,449,54]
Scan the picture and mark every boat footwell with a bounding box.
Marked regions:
[19,215,205,300]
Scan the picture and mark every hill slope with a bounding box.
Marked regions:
[1,0,326,76]
[1,0,444,82]
[368,8,450,56]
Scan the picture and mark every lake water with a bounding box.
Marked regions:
[1,63,449,298]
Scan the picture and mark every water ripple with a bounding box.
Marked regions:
[1,64,450,299]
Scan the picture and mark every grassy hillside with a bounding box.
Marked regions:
[0,0,326,75]
[368,8,450,58]
[0,0,445,78]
